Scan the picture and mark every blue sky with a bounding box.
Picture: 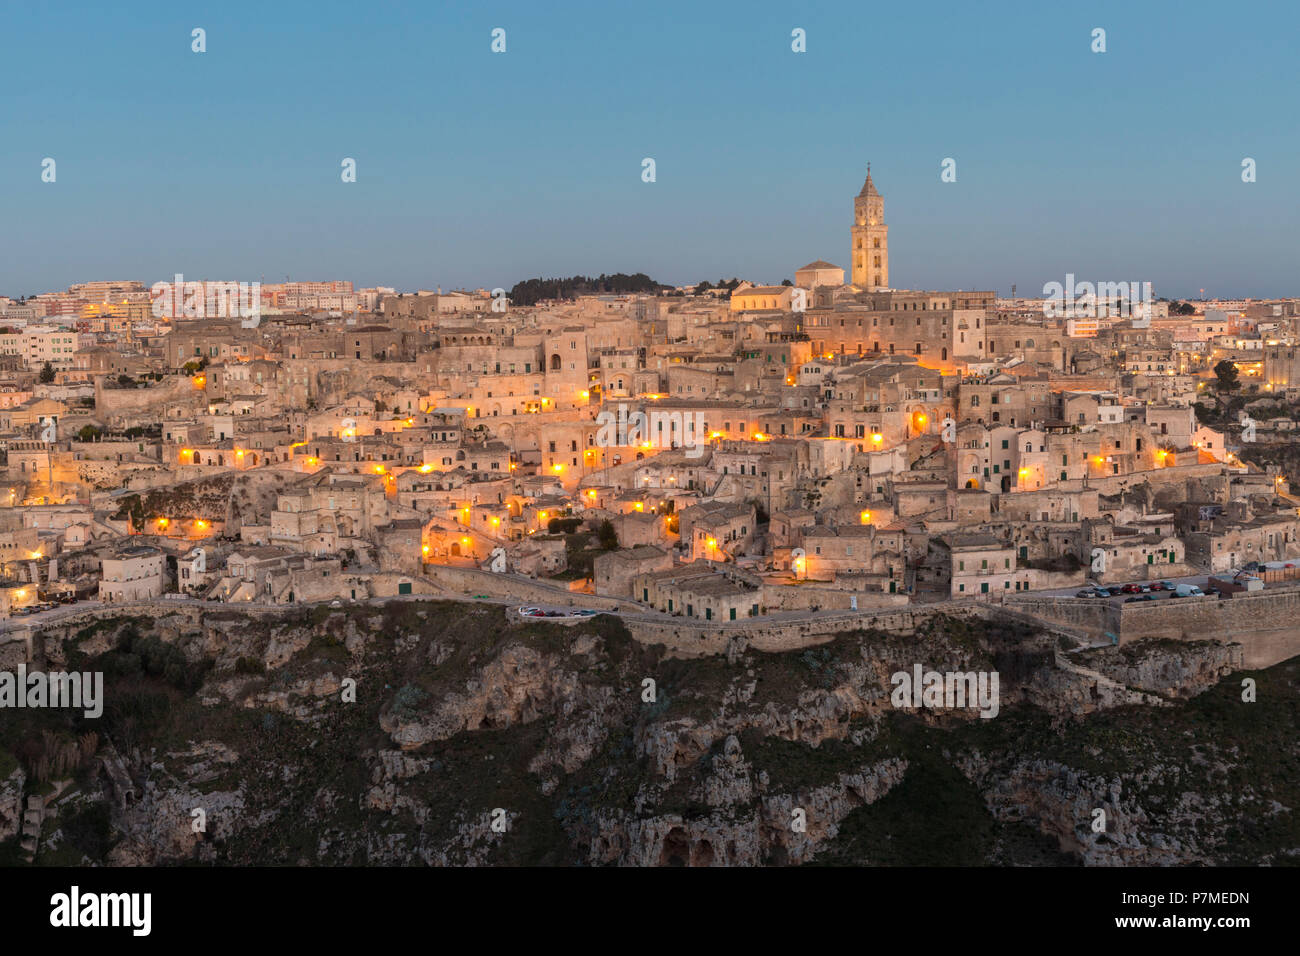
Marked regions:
[1,0,1296,298]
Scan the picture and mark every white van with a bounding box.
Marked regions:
[1174,583,1204,597]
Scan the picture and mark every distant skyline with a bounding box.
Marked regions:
[2,0,1297,299]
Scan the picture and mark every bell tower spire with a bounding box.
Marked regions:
[851,165,888,289]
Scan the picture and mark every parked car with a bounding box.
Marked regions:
[1174,583,1204,597]
[1075,589,1099,598]
[1125,594,1157,603]
[1148,582,1167,591]
[1121,584,1142,594]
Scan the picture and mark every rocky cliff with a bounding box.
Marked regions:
[1,601,1293,866]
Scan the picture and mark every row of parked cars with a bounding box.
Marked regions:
[1075,582,1208,601]
[11,597,77,616]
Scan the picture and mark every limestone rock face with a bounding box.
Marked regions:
[380,644,591,750]
[106,740,247,865]
[956,754,1210,866]
[576,755,908,866]
[16,601,1269,867]
[1085,640,1243,698]
[0,766,25,843]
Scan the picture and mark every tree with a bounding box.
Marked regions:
[1213,360,1240,392]
[39,362,55,383]
[781,278,793,287]
[597,519,619,550]
[77,425,102,443]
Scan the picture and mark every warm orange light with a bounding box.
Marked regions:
[422,545,430,554]
[461,537,470,545]
[419,464,433,473]
[1018,468,1029,478]
[640,442,652,450]
[307,457,318,466]
[490,516,500,526]
[538,511,548,521]
[580,390,590,400]
[871,433,883,444]
[859,510,871,524]
[634,502,643,512]
[196,520,207,529]
[374,465,385,474]
[706,538,717,549]
[157,517,168,528]
[587,490,597,498]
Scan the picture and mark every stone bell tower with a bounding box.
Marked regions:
[851,164,889,289]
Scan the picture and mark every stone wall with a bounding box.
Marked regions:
[622,603,987,658]
[421,564,625,610]
[94,376,200,426]
[1010,587,1300,667]
[1003,596,1120,639]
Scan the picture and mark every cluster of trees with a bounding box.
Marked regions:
[692,278,744,295]
[508,273,667,306]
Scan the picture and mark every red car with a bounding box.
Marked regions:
[1121,584,1142,594]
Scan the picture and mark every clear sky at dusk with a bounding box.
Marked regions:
[1,0,1296,298]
